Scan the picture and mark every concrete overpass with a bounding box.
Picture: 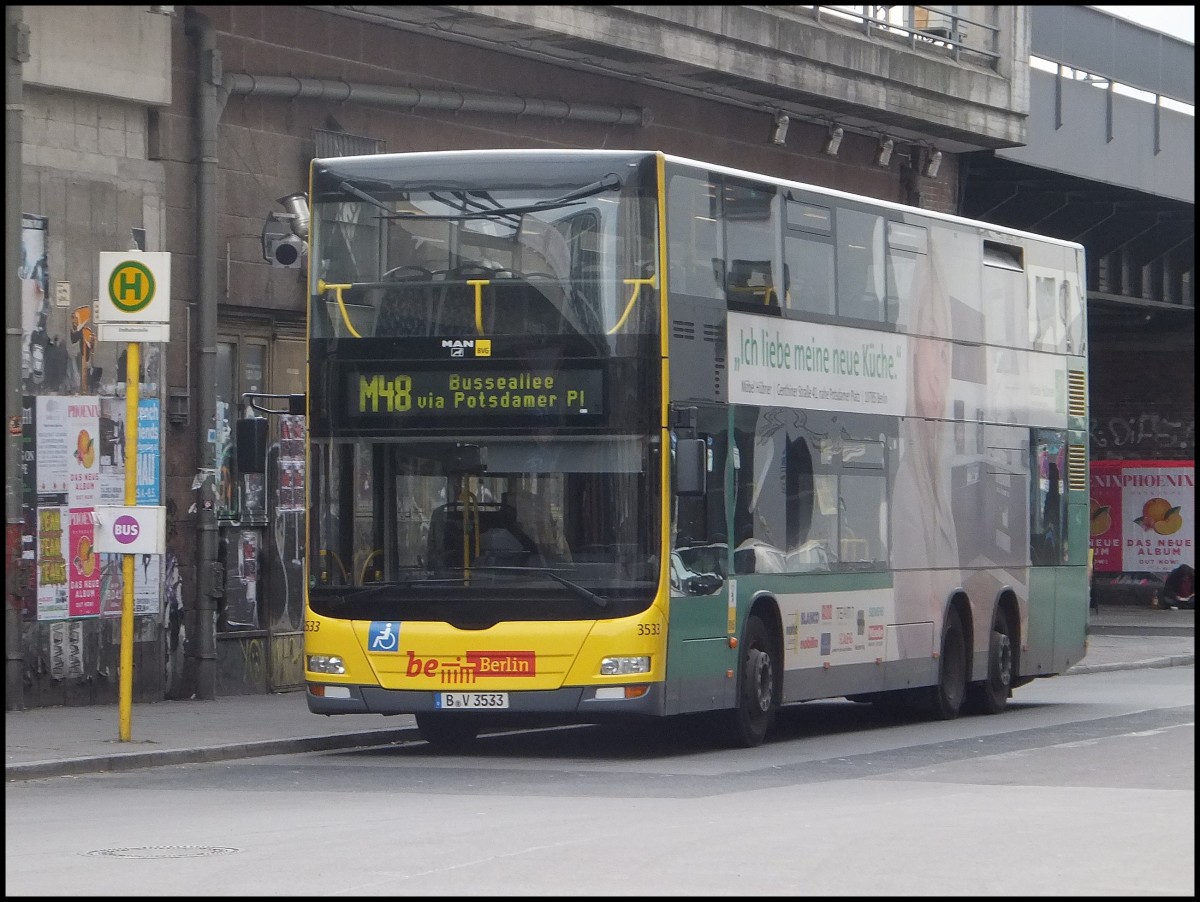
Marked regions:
[327,5,1192,459]
[330,6,1192,314]
[966,6,1193,332]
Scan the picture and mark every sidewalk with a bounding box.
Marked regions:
[6,606,1192,782]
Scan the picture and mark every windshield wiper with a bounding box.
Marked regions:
[535,173,622,207]
[328,568,608,609]
[538,569,610,610]
[328,583,402,603]
[464,565,609,610]
[339,179,393,214]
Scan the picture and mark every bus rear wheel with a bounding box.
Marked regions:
[966,609,1014,715]
[415,713,480,749]
[722,614,777,748]
[925,607,967,720]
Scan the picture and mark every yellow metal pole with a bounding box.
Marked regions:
[118,342,140,741]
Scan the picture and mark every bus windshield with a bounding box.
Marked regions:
[309,433,657,603]
[308,154,659,347]
[305,151,664,622]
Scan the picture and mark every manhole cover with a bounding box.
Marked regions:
[85,846,240,859]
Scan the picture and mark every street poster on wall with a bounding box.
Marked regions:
[35,506,68,620]
[36,506,103,620]
[20,213,50,393]
[98,397,161,505]
[67,508,100,617]
[35,396,70,497]
[1090,460,1195,573]
[37,395,100,506]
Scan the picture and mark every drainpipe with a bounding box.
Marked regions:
[184,8,220,700]
[223,74,648,126]
[6,6,29,711]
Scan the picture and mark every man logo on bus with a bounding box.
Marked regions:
[440,338,491,357]
[368,621,401,652]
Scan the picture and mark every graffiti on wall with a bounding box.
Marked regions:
[48,620,85,679]
[219,632,305,694]
[163,552,184,684]
[1090,414,1194,455]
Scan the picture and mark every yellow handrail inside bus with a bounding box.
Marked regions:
[458,483,480,579]
[358,548,382,584]
[320,548,349,585]
[468,279,489,335]
[728,284,778,307]
[317,280,362,338]
[607,274,659,335]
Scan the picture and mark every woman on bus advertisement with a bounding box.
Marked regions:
[890,230,962,630]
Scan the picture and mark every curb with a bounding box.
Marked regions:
[1065,653,1195,676]
[1087,625,1195,638]
[6,727,421,783]
[8,655,1196,782]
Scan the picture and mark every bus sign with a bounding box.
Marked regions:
[92,505,166,555]
[340,366,604,425]
[96,251,171,342]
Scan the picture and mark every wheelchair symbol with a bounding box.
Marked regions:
[368,621,400,652]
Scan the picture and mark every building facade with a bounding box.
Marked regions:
[7,5,1192,709]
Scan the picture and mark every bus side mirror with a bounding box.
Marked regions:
[676,437,706,496]
[236,417,269,475]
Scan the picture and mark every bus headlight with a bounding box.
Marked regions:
[307,654,345,674]
[600,656,650,676]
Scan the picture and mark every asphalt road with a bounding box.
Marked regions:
[5,666,1193,897]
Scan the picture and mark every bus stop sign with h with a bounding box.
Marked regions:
[97,251,171,343]
[96,250,170,740]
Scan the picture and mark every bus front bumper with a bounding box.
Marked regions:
[306,682,666,718]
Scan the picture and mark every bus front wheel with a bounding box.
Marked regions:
[722,614,777,748]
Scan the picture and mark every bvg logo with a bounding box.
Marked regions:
[404,650,537,684]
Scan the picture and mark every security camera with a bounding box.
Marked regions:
[265,233,305,268]
[277,192,310,240]
[261,199,308,268]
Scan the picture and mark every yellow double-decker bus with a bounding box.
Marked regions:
[276,149,1089,748]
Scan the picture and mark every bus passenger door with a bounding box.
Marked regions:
[665,404,736,714]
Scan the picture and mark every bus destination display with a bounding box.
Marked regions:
[344,367,604,422]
